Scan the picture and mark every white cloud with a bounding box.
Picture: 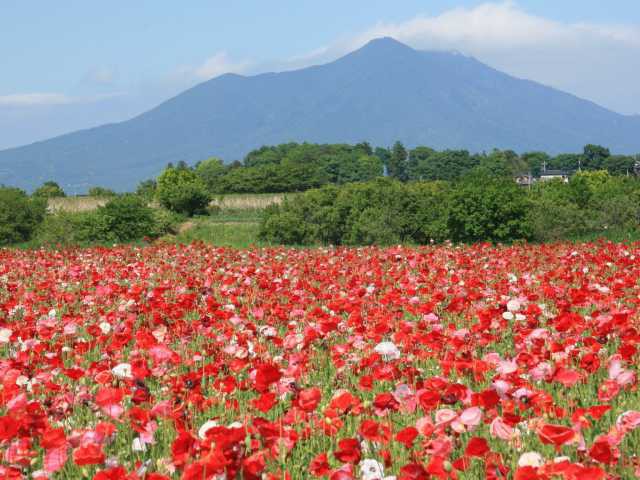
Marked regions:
[165,51,252,93]
[350,2,640,52]
[0,92,125,108]
[194,52,251,80]
[0,93,73,107]
[286,2,640,114]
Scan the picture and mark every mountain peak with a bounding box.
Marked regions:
[358,36,414,54]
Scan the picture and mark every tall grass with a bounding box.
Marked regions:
[47,196,108,213]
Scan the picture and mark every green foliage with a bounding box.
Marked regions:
[527,192,589,242]
[387,141,408,180]
[179,142,638,196]
[90,195,158,242]
[156,166,210,216]
[34,211,95,246]
[135,179,157,201]
[603,155,635,176]
[582,144,610,170]
[88,186,117,197]
[408,181,451,243]
[406,149,478,181]
[476,149,527,177]
[521,152,550,177]
[260,179,452,246]
[33,181,66,198]
[527,174,640,242]
[195,157,226,193]
[35,196,179,246]
[0,187,47,245]
[447,172,531,243]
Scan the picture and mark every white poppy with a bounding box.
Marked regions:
[374,341,400,361]
[518,451,544,468]
[112,363,133,379]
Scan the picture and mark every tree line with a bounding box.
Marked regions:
[259,170,640,245]
[150,142,638,196]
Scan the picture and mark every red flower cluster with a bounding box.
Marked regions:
[0,241,639,478]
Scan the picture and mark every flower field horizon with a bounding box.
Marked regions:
[0,241,639,479]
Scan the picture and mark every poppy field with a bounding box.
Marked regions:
[0,241,639,479]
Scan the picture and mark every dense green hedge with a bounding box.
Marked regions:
[0,187,47,245]
[259,171,640,245]
[34,196,181,247]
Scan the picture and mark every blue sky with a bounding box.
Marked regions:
[1,1,639,149]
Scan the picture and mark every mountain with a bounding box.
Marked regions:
[1,37,639,192]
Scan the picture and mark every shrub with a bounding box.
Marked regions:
[527,197,588,242]
[156,167,210,216]
[35,211,94,246]
[149,208,183,237]
[260,207,311,245]
[0,187,47,245]
[259,179,448,246]
[35,196,177,246]
[89,195,157,242]
[33,181,66,198]
[446,172,531,243]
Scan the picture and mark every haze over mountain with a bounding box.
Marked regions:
[1,37,639,193]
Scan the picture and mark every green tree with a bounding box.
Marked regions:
[195,157,227,193]
[0,187,47,245]
[33,181,66,198]
[135,179,157,201]
[406,146,436,180]
[583,144,610,170]
[387,142,408,181]
[447,172,531,242]
[550,153,581,171]
[603,155,635,176]
[88,186,117,197]
[476,150,527,177]
[521,152,551,177]
[354,141,373,156]
[156,166,210,216]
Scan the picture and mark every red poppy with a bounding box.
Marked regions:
[589,437,615,464]
[298,387,322,412]
[254,363,282,393]
[252,392,278,413]
[396,426,419,449]
[310,453,331,477]
[538,424,575,447]
[72,443,105,466]
[465,437,490,457]
[333,438,361,464]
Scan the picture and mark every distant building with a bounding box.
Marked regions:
[514,173,534,187]
[539,169,570,183]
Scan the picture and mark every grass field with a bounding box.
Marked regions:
[174,218,263,247]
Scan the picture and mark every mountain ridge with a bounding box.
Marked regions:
[1,37,639,193]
